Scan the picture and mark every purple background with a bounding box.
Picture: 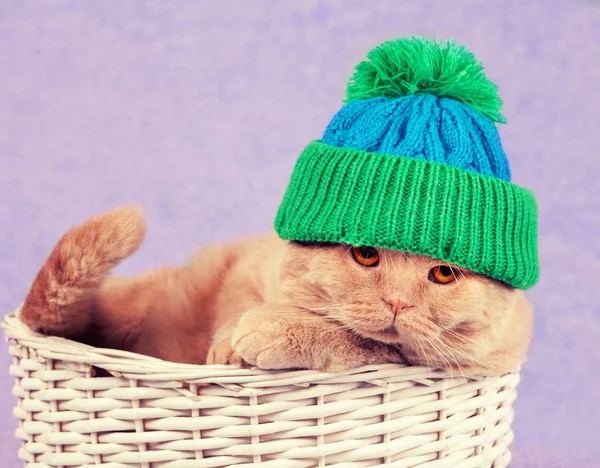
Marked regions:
[1,1,599,467]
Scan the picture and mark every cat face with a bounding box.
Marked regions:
[276,241,531,372]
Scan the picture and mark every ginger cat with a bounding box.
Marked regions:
[19,206,533,375]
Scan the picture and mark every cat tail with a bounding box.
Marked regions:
[19,206,146,337]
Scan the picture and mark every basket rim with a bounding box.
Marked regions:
[3,309,508,386]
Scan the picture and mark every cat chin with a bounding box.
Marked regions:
[373,326,402,343]
[358,324,436,345]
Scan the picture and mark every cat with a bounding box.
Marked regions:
[19,205,533,375]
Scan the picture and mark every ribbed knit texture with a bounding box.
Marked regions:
[275,141,539,289]
[322,94,511,181]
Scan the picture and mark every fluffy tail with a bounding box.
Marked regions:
[19,206,146,337]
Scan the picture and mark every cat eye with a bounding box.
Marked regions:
[429,265,458,284]
[351,246,380,267]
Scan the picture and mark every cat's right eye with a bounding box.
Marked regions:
[429,265,458,284]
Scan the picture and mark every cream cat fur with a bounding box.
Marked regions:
[20,206,533,375]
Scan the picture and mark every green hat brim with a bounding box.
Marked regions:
[275,141,539,289]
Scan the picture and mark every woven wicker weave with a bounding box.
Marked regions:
[3,312,519,467]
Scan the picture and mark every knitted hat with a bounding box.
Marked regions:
[275,37,539,289]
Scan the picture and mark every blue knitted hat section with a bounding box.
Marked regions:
[321,95,511,181]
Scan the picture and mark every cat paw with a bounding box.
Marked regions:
[206,337,245,366]
[231,308,407,373]
[231,319,306,370]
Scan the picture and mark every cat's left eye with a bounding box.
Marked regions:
[352,246,380,267]
[429,265,458,284]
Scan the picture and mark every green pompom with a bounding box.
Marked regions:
[345,36,506,123]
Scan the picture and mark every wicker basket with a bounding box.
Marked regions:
[3,312,520,468]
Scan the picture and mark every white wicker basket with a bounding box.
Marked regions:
[3,312,520,468]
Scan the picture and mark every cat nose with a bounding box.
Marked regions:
[383,298,415,315]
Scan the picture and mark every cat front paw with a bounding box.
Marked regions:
[231,307,407,373]
[231,317,307,370]
[206,337,246,366]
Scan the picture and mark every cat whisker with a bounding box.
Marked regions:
[388,254,403,284]
[456,270,468,289]
[427,337,469,382]
[424,338,454,378]
[417,340,431,369]
[440,327,474,344]
[341,245,354,255]
[432,335,467,383]
[441,327,481,348]
[437,334,513,374]
[405,254,419,275]
[446,262,462,289]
